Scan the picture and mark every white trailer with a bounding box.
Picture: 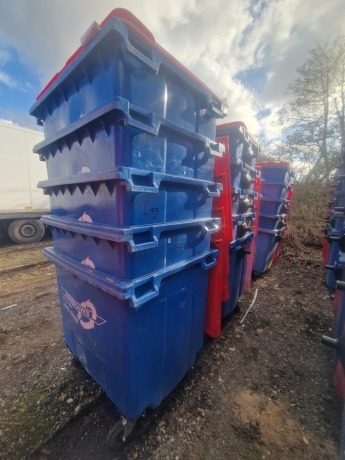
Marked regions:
[0,121,50,244]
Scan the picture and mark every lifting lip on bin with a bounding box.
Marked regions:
[33,97,225,160]
[258,227,284,238]
[44,247,218,309]
[232,212,256,224]
[230,232,254,248]
[30,9,227,117]
[38,167,223,196]
[216,122,262,157]
[231,159,259,175]
[256,162,293,185]
[42,215,221,252]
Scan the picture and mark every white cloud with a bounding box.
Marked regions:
[0,70,17,89]
[0,48,11,64]
[0,0,344,141]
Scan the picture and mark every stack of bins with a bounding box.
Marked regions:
[29,9,227,433]
[243,164,262,290]
[324,167,345,289]
[322,227,345,460]
[322,148,345,460]
[322,196,333,268]
[204,122,260,338]
[253,162,293,274]
[273,180,294,263]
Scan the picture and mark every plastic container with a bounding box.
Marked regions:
[272,224,288,264]
[329,211,345,233]
[326,237,341,289]
[44,246,218,423]
[34,97,224,182]
[256,161,292,185]
[231,187,256,215]
[260,182,291,200]
[253,227,283,274]
[259,213,286,230]
[222,232,254,318]
[39,168,221,226]
[43,215,220,279]
[335,277,345,341]
[216,121,261,165]
[323,237,331,267]
[30,9,227,139]
[230,160,258,189]
[204,231,229,338]
[242,165,261,291]
[259,197,290,216]
[232,212,255,240]
[211,135,233,243]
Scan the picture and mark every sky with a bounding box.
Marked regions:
[0,0,344,147]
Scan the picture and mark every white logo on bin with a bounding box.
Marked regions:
[81,257,95,269]
[62,288,106,330]
[78,212,93,223]
[79,165,91,174]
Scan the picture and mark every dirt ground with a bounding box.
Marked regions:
[0,236,342,459]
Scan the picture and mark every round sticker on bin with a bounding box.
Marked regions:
[62,288,107,330]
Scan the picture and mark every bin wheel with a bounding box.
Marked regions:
[71,356,83,370]
[107,419,136,450]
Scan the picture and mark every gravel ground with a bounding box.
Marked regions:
[0,239,342,459]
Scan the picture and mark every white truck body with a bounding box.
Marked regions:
[0,121,50,243]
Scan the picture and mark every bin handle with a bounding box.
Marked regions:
[329,235,340,242]
[202,221,219,234]
[209,141,225,158]
[325,264,338,271]
[336,280,345,291]
[201,254,217,270]
[204,183,222,197]
[122,40,159,73]
[127,234,159,252]
[321,335,339,350]
[125,171,160,193]
[131,282,160,307]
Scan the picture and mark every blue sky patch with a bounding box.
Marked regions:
[235,66,268,93]
[257,107,272,120]
[0,46,41,125]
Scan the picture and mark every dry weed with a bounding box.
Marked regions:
[284,181,328,254]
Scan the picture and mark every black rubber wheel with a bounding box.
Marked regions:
[8,219,46,244]
[107,420,126,450]
[71,356,83,370]
[234,302,241,314]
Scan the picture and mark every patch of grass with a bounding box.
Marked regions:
[285,181,328,251]
[0,374,102,459]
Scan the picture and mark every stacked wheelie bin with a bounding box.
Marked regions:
[205,122,260,338]
[253,162,293,274]
[243,164,262,289]
[322,155,345,460]
[323,165,345,289]
[29,9,227,444]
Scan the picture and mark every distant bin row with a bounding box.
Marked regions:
[30,8,293,447]
[322,155,345,458]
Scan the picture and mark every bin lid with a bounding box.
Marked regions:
[34,8,227,114]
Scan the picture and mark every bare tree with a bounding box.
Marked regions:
[278,36,345,181]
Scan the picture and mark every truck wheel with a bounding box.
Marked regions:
[8,219,46,244]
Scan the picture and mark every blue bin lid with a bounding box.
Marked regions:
[216,122,261,155]
[30,9,227,118]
